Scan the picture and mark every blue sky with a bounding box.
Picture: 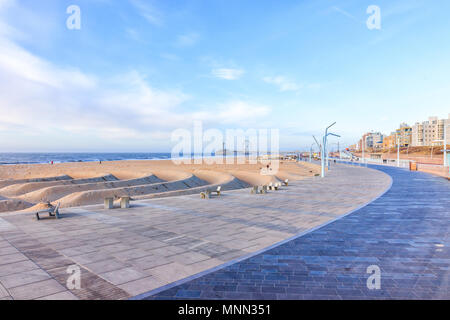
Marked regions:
[0,0,449,152]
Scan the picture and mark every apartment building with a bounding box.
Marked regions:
[382,133,396,150]
[396,123,412,147]
[411,115,450,146]
[359,132,384,151]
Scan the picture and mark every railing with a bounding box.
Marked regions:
[416,163,449,178]
[334,157,411,168]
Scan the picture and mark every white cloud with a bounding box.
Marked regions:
[263,76,302,92]
[0,37,271,148]
[0,34,190,140]
[212,68,244,80]
[215,101,270,124]
[0,2,273,150]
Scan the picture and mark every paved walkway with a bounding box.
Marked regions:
[143,164,450,300]
[0,164,389,300]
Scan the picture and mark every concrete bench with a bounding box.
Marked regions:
[104,197,114,209]
[213,186,221,196]
[201,187,221,199]
[120,196,131,209]
[36,202,60,220]
[200,190,211,199]
[252,186,269,194]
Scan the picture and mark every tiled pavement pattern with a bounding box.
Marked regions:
[0,164,389,300]
[145,165,450,300]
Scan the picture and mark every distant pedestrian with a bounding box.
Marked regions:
[51,161,53,165]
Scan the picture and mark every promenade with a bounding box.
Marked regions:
[144,164,450,300]
[0,164,388,300]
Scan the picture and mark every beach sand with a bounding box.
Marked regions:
[0,159,320,212]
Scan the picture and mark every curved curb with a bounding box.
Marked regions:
[130,164,394,300]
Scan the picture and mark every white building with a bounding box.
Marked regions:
[411,114,450,147]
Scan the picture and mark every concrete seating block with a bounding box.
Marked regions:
[120,197,130,209]
[36,202,61,220]
[200,191,210,199]
[104,197,114,209]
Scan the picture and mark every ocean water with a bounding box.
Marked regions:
[0,153,174,165]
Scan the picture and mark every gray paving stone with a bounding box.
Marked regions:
[0,268,51,289]
[100,267,147,286]
[0,260,40,277]
[0,246,18,256]
[0,253,28,266]
[0,163,393,300]
[36,290,79,300]
[9,279,66,300]
[145,164,450,300]
[84,259,129,274]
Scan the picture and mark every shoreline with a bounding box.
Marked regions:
[0,153,289,166]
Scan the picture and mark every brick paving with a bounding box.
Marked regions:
[0,164,389,300]
[143,164,450,300]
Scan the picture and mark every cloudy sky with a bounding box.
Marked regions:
[0,0,449,152]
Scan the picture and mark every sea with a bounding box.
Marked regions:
[0,151,286,165]
[0,153,175,165]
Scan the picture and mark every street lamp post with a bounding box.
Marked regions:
[321,136,326,177]
[362,138,365,164]
[312,135,321,163]
[321,123,340,178]
[338,141,340,160]
[444,123,448,167]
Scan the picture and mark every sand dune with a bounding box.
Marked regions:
[0,159,321,213]
[134,174,251,201]
[56,174,207,207]
[0,199,33,212]
[0,174,118,196]
[0,175,72,188]
[15,174,164,203]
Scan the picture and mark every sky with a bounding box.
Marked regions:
[0,0,449,152]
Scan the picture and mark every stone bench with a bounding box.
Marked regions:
[36,202,61,220]
[104,197,114,209]
[251,186,268,194]
[120,196,131,209]
[104,196,131,209]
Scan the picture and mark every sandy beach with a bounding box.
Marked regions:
[0,159,321,213]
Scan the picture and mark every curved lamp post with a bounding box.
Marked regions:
[321,122,341,178]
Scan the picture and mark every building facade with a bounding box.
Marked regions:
[382,133,396,150]
[411,115,450,146]
[359,132,384,151]
[396,123,412,147]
